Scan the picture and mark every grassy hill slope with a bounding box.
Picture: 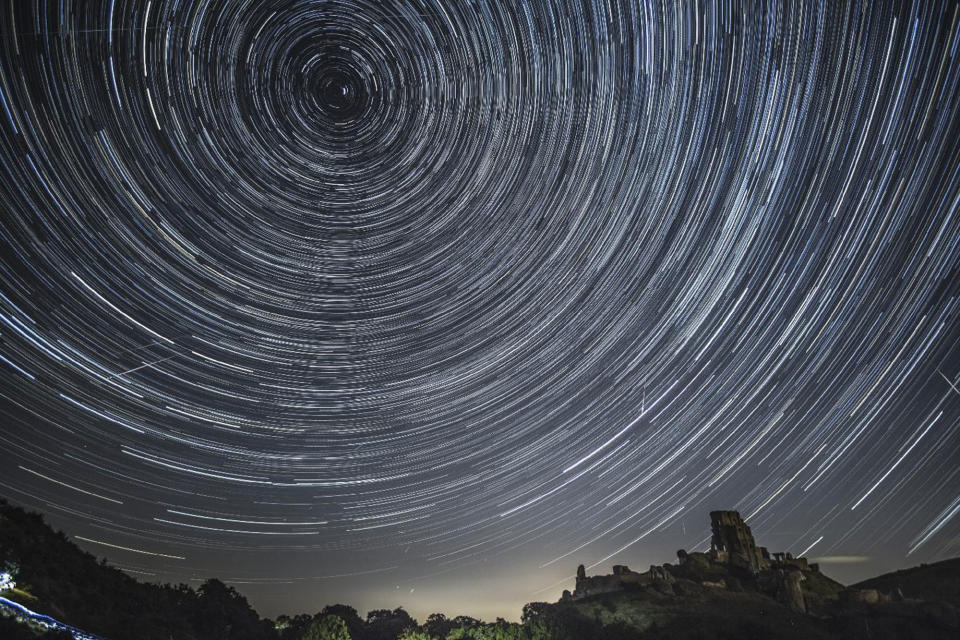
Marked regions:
[851,558,960,608]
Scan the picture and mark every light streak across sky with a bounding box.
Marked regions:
[0,0,959,622]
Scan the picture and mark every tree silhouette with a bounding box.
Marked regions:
[320,604,365,639]
[365,607,416,640]
[302,614,351,640]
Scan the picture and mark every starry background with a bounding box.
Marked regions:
[1,0,960,622]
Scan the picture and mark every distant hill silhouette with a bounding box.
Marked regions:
[2,498,958,639]
[851,558,960,608]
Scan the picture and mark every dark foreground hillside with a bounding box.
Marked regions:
[2,499,958,640]
[528,582,959,640]
[0,499,275,640]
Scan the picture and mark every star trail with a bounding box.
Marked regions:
[1,0,959,622]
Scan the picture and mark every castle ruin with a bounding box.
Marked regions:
[569,510,820,611]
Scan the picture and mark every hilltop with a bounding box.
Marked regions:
[850,558,960,609]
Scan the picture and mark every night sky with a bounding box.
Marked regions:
[1,0,960,623]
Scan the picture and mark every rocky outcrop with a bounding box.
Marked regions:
[776,569,807,612]
[839,587,906,604]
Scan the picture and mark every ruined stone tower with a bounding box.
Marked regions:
[709,510,768,573]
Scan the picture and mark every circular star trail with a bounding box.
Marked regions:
[1,0,960,619]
